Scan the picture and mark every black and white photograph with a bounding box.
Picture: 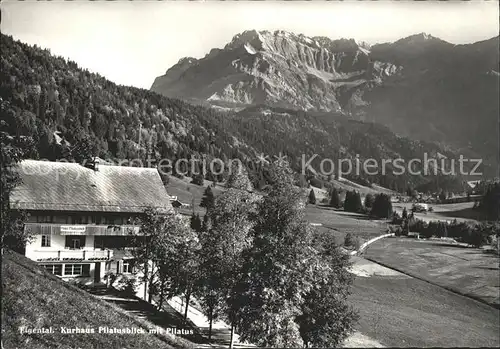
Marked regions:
[1,0,499,348]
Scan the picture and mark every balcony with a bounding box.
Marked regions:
[24,223,140,236]
[30,249,113,262]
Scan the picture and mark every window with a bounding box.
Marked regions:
[122,261,133,274]
[41,264,62,276]
[72,239,80,249]
[70,215,89,224]
[64,264,90,276]
[41,235,51,247]
[36,215,53,223]
[65,236,86,249]
[91,215,103,224]
[94,236,105,250]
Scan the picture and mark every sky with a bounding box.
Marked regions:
[1,0,498,89]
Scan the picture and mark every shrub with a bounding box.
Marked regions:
[364,194,375,209]
[390,225,403,237]
[344,233,361,250]
[344,233,354,247]
[114,275,138,296]
[191,173,204,186]
[408,218,427,233]
[407,219,496,248]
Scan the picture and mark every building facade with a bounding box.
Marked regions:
[10,159,173,286]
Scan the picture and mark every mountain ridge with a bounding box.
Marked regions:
[1,33,474,193]
[151,30,499,177]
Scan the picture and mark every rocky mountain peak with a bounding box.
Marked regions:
[151,29,401,112]
[150,32,498,172]
[177,57,197,65]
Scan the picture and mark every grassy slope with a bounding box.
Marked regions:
[364,238,500,307]
[165,176,225,215]
[350,273,500,347]
[305,205,389,244]
[1,250,194,349]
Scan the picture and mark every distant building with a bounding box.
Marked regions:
[170,199,190,209]
[466,180,481,193]
[10,160,173,286]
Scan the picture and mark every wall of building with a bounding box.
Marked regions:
[26,234,99,250]
[26,234,65,259]
[42,261,107,285]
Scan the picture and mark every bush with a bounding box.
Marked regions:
[344,233,354,247]
[390,225,403,237]
[408,218,427,233]
[191,173,204,186]
[405,219,496,248]
[114,275,138,296]
[344,233,361,250]
[364,194,375,209]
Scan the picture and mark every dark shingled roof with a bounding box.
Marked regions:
[10,160,173,213]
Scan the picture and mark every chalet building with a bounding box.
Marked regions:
[10,159,173,285]
[170,199,191,209]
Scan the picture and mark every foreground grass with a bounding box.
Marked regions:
[350,263,500,347]
[1,250,194,349]
[364,238,500,308]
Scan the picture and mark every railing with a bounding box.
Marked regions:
[29,249,113,262]
[24,223,140,236]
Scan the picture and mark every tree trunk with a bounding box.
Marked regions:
[183,291,191,325]
[147,277,154,303]
[158,279,164,311]
[147,261,155,304]
[208,305,213,340]
[229,324,235,349]
[143,260,148,301]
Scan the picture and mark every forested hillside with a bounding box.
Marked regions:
[1,34,468,192]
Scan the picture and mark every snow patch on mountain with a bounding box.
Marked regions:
[244,43,257,55]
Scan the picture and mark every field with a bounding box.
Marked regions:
[349,258,500,347]
[305,205,389,244]
[165,175,225,215]
[165,175,391,244]
[393,201,485,222]
[363,238,500,308]
[165,174,395,217]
